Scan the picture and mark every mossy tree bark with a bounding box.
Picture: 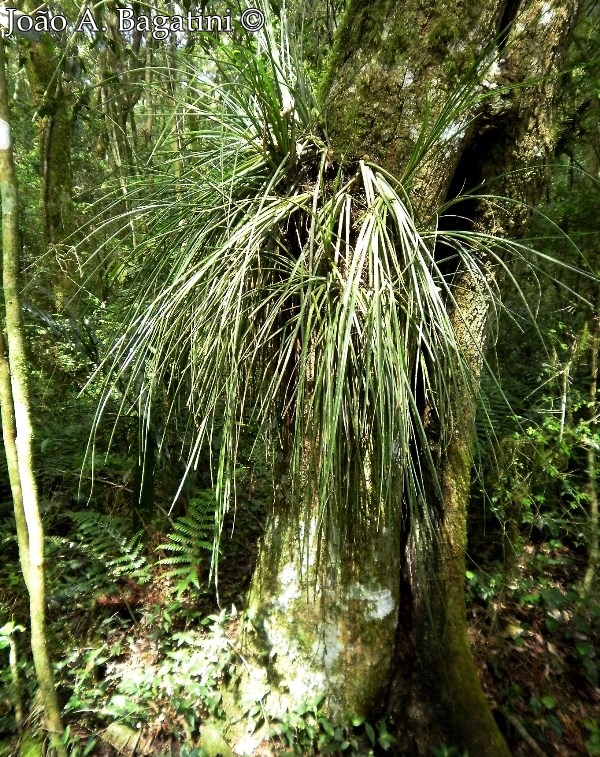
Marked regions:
[237,390,402,748]
[23,9,75,311]
[241,0,581,754]
[0,38,66,756]
[25,34,73,246]
[242,481,401,723]
[0,328,30,592]
[324,0,581,754]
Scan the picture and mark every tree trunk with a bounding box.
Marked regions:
[23,14,75,312]
[239,0,581,753]
[385,262,509,754]
[583,297,599,597]
[242,484,401,720]
[0,38,66,757]
[0,328,30,590]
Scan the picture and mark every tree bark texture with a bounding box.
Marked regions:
[0,328,30,591]
[23,20,75,312]
[0,38,66,756]
[25,31,74,246]
[324,0,582,753]
[240,0,582,754]
[242,485,400,720]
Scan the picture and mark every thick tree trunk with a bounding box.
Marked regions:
[323,0,581,753]
[242,490,400,720]
[385,264,509,754]
[239,0,581,754]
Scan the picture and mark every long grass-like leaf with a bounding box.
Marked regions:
[85,3,593,585]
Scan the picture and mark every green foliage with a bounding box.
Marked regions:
[84,1,592,597]
[269,700,354,755]
[586,719,600,756]
[466,537,600,750]
[57,593,399,754]
[179,748,204,757]
[90,8,464,575]
[481,319,597,566]
[475,145,600,571]
[0,3,595,755]
[63,733,97,757]
[63,606,237,736]
[430,746,468,757]
[66,510,150,585]
[260,696,396,755]
[157,493,216,598]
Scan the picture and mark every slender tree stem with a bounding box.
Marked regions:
[8,624,24,729]
[0,37,66,756]
[583,305,599,597]
[0,328,30,590]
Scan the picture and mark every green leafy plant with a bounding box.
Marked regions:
[74,7,597,754]
[351,715,397,753]
[66,606,237,734]
[268,700,396,755]
[585,719,600,756]
[430,745,468,757]
[157,492,216,598]
[67,510,150,584]
[179,747,204,757]
[84,0,591,594]
[64,734,97,757]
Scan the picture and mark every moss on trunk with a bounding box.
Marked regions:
[228,449,401,751]
[241,503,400,722]
[0,39,66,757]
[320,0,503,203]
[24,14,75,310]
[239,0,583,753]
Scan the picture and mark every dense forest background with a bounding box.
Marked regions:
[0,0,599,755]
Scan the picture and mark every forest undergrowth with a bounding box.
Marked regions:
[1,466,599,756]
[0,3,599,755]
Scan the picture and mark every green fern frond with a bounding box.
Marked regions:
[157,495,216,596]
[68,510,151,585]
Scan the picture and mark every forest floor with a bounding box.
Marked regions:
[1,512,599,756]
[468,541,600,757]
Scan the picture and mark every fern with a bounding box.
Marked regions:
[68,510,151,585]
[157,493,216,598]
